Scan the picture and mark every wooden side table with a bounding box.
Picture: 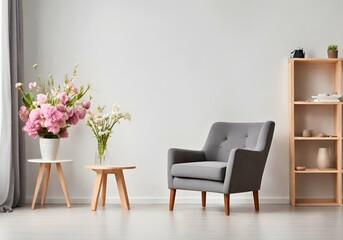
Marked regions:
[85,165,136,211]
[28,159,73,210]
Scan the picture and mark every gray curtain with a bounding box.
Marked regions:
[0,0,25,212]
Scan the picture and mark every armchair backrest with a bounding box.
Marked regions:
[202,121,275,162]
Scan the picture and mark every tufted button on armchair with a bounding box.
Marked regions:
[168,121,275,215]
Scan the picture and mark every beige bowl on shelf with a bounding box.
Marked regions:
[295,166,306,171]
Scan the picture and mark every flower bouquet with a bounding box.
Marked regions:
[87,104,131,165]
[16,64,91,159]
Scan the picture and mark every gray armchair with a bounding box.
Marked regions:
[168,121,275,215]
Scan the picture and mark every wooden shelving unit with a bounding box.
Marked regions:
[289,58,343,206]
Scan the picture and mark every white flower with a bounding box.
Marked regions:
[50,88,58,96]
[94,114,102,119]
[87,102,130,143]
[87,110,94,118]
[75,100,82,107]
[124,112,131,120]
[15,82,23,89]
[97,104,105,113]
[112,103,120,112]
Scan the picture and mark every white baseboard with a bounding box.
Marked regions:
[26,197,289,205]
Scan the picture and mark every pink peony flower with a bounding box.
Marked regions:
[56,104,66,112]
[59,130,69,138]
[40,104,67,134]
[57,92,69,105]
[22,119,42,138]
[67,108,74,117]
[72,87,78,94]
[41,104,62,120]
[29,82,37,90]
[18,106,29,122]
[67,82,74,89]
[75,108,86,120]
[68,113,79,125]
[37,94,47,105]
[83,100,91,110]
[29,108,42,121]
[16,64,91,140]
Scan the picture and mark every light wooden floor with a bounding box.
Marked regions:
[1,204,343,240]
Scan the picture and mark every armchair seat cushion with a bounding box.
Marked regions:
[171,161,227,182]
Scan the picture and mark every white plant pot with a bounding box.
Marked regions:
[39,138,60,160]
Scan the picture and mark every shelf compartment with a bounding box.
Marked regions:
[294,101,342,105]
[295,141,337,169]
[293,63,336,102]
[295,174,336,204]
[294,137,339,140]
[294,105,336,137]
[295,198,339,206]
[295,168,338,174]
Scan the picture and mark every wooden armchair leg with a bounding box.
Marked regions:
[253,191,259,211]
[201,191,206,208]
[224,194,230,215]
[169,189,176,211]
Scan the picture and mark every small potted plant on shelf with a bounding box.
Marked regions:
[327,44,338,58]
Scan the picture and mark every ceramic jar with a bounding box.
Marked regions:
[302,129,312,137]
[39,138,60,160]
[317,148,331,169]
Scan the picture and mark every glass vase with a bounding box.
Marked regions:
[95,142,110,165]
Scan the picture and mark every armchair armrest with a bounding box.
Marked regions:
[168,148,206,165]
[223,148,266,194]
[168,148,206,189]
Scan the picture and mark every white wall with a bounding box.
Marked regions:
[22,0,343,204]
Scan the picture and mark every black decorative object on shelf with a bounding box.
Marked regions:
[290,48,305,58]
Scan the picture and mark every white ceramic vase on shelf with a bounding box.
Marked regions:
[317,147,331,170]
[39,138,60,160]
